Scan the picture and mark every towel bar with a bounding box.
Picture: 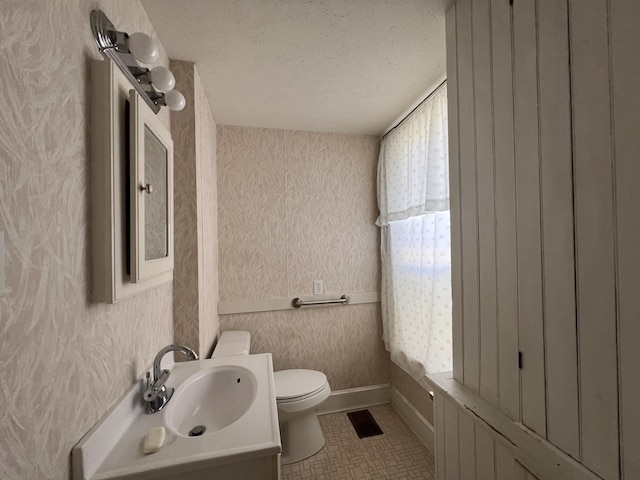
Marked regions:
[291,295,350,309]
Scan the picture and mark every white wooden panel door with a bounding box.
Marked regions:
[445,3,464,385]
[495,442,513,480]
[490,0,519,423]
[444,398,460,480]
[569,0,620,477]
[442,0,634,477]
[610,0,640,478]
[512,0,546,437]
[458,411,476,480]
[513,462,528,480]
[515,461,541,480]
[471,0,498,408]
[455,0,481,394]
[536,0,580,459]
[435,393,447,480]
[475,426,495,480]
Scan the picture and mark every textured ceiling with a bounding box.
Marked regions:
[142,0,448,135]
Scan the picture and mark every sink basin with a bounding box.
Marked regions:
[72,354,280,480]
[167,365,257,436]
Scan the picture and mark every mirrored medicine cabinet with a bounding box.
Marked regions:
[91,58,174,303]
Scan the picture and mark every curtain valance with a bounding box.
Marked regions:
[377,84,449,226]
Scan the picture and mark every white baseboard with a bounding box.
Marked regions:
[317,384,391,415]
[390,386,435,453]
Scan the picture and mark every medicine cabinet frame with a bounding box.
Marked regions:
[91,58,173,303]
[129,90,174,283]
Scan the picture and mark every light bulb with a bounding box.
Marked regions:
[150,66,175,91]
[127,32,159,64]
[164,90,186,111]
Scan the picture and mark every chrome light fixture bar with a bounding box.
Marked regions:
[90,10,185,114]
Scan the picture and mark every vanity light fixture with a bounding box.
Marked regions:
[90,10,186,113]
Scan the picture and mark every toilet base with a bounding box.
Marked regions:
[279,412,325,465]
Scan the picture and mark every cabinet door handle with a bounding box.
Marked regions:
[519,351,523,369]
[140,183,154,194]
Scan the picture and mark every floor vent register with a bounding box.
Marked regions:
[346,409,384,438]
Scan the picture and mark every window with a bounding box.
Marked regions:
[377,84,452,378]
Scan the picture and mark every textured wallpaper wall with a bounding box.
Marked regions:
[171,60,219,358]
[0,2,174,479]
[193,67,220,356]
[217,126,389,390]
[171,61,200,353]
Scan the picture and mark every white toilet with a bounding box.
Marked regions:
[274,368,331,464]
[212,331,331,465]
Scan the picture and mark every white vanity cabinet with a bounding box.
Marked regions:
[147,456,280,480]
[91,59,173,303]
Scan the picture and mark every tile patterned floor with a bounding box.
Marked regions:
[281,404,435,480]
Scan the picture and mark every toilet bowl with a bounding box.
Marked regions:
[211,331,331,465]
[274,369,331,465]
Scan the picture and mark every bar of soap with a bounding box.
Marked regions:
[143,426,166,454]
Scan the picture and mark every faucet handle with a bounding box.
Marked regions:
[143,371,155,402]
[143,387,158,403]
[143,369,171,404]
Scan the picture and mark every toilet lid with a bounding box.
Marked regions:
[274,369,327,400]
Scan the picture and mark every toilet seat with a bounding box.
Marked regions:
[274,369,328,402]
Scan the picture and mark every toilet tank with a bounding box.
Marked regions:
[211,331,251,358]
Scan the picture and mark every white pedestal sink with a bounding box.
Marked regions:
[72,354,281,480]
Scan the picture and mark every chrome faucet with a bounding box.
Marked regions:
[143,344,198,414]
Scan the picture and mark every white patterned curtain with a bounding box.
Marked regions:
[377,84,452,378]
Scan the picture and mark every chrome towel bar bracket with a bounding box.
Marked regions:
[291,295,350,309]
